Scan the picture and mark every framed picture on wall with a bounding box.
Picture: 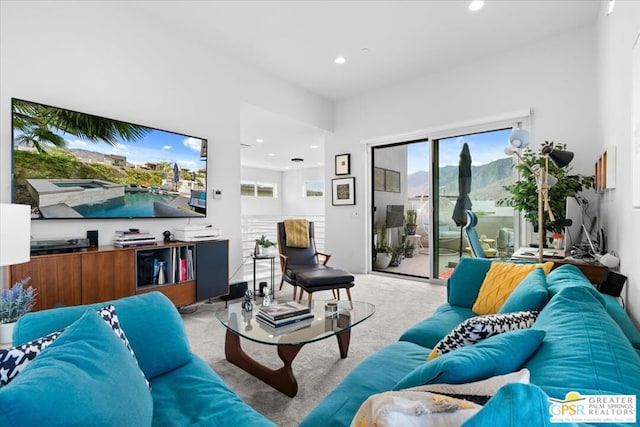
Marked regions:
[385,169,401,193]
[335,153,351,175]
[332,177,356,205]
[374,167,385,191]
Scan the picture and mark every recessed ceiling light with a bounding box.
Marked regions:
[469,1,484,12]
[256,138,264,143]
[310,145,318,149]
[334,56,346,65]
[267,153,275,157]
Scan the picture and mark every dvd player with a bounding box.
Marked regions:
[30,238,90,255]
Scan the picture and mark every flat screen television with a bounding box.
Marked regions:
[386,205,405,228]
[11,98,207,219]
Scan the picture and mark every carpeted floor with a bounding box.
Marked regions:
[181,274,446,426]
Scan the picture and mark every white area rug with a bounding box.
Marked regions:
[181,273,446,426]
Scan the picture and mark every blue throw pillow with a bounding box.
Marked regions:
[499,268,549,313]
[0,310,153,426]
[393,328,545,390]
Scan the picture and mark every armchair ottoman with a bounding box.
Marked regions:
[296,268,354,306]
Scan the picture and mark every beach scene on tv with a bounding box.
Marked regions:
[12,99,207,219]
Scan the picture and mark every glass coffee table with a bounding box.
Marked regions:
[216,299,375,397]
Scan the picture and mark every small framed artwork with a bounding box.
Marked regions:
[335,153,351,176]
[385,169,401,193]
[332,177,356,206]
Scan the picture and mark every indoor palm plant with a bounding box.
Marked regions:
[498,141,594,235]
[0,277,36,343]
[254,234,276,256]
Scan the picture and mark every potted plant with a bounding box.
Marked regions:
[498,141,594,238]
[0,277,36,344]
[405,208,418,235]
[374,224,392,269]
[254,235,276,256]
[404,242,415,258]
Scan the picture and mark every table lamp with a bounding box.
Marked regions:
[0,204,31,287]
[505,130,574,262]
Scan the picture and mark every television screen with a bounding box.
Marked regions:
[386,205,405,228]
[11,98,207,219]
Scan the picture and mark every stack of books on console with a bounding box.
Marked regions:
[256,301,314,329]
[113,230,157,247]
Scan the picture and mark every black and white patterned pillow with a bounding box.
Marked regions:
[428,311,540,360]
[0,330,63,386]
[1,305,149,388]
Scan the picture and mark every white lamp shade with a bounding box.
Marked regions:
[0,204,31,266]
[508,129,530,149]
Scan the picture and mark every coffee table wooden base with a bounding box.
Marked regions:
[224,328,351,397]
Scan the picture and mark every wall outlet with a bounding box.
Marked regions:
[213,189,222,200]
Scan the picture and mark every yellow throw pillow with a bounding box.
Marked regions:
[471,262,553,315]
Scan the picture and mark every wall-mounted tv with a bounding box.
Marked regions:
[12,98,207,219]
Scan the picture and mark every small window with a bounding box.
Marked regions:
[304,181,324,197]
[240,181,277,198]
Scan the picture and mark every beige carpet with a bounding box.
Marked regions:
[181,274,446,426]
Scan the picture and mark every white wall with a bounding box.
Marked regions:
[595,1,640,325]
[281,167,325,216]
[327,27,598,275]
[0,1,332,284]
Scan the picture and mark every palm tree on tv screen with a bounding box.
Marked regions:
[13,99,150,153]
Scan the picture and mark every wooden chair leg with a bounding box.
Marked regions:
[292,286,297,301]
[336,289,341,300]
[307,292,313,307]
[346,287,352,302]
[331,289,337,299]
[279,276,285,291]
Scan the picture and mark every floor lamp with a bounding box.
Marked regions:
[0,204,31,288]
[505,131,574,262]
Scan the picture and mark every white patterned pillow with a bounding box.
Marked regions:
[428,311,540,360]
[0,305,149,388]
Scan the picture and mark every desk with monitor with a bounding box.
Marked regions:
[511,247,606,285]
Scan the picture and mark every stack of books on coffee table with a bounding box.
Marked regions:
[256,301,314,329]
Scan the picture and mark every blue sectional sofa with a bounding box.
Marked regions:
[3,292,275,426]
[301,258,640,426]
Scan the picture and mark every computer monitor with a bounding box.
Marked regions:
[564,196,584,253]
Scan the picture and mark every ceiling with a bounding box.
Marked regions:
[141,1,602,171]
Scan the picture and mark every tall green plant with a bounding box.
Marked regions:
[497,141,594,234]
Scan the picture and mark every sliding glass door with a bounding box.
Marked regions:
[371,127,516,280]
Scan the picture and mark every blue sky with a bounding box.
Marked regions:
[407,128,512,174]
[63,128,206,172]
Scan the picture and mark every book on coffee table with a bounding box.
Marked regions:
[255,311,314,328]
[258,301,310,321]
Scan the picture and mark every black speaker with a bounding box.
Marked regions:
[137,251,155,286]
[598,270,627,297]
[221,281,248,303]
[87,230,99,248]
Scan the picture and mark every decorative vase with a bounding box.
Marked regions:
[406,225,417,235]
[0,321,16,344]
[158,261,167,285]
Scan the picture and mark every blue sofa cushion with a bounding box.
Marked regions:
[13,292,192,380]
[151,355,276,426]
[526,285,640,399]
[447,258,494,308]
[300,341,431,427]
[0,309,153,426]
[393,328,545,390]
[498,268,549,313]
[545,264,604,302]
[463,383,579,427]
[400,303,476,349]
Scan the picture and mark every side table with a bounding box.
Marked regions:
[252,254,276,300]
